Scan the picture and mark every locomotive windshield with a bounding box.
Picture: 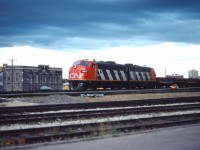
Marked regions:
[81,61,89,66]
[73,61,89,66]
[73,61,81,66]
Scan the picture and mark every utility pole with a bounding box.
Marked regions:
[7,59,16,91]
[165,69,167,77]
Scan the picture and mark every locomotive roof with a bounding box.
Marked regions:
[96,60,152,69]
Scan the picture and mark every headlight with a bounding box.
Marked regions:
[81,70,88,73]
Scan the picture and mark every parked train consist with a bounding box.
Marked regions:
[69,59,157,90]
[68,59,200,90]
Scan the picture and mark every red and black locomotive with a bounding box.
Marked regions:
[69,59,157,90]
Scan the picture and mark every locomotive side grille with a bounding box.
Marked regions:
[98,69,127,81]
[97,68,153,81]
[98,69,113,80]
[129,71,152,81]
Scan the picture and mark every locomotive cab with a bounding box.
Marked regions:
[69,60,98,90]
[69,60,97,80]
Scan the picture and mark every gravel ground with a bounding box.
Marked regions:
[0,95,81,107]
[12,95,82,104]
[79,92,200,102]
[0,92,200,107]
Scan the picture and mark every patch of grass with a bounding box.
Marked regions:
[98,122,119,137]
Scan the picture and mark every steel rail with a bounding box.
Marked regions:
[1,104,200,125]
[1,96,200,114]
[1,113,200,147]
[1,96,200,147]
[0,87,200,98]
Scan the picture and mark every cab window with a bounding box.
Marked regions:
[73,61,89,66]
[81,61,89,66]
[73,61,81,66]
[92,64,96,68]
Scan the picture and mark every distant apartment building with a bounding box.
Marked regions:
[188,69,198,79]
[0,64,62,92]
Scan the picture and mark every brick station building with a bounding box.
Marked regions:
[0,64,62,92]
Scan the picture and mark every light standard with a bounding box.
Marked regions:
[7,59,16,91]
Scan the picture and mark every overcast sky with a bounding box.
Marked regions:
[0,0,200,78]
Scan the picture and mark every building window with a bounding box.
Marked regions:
[41,74,46,83]
[29,74,33,83]
[15,73,19,82]
[0,73,3,82]
[7,76,11,82]
[36,74,39,83]
[59,74,62,82]
[54,74,58,83]
[49,74,52,82]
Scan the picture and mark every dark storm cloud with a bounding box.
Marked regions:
[0,0,200,49]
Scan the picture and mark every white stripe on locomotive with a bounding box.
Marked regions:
[130,71,136,80]
[113,70,120,80]
[146,72,151,80]
[135,72,141,80]
[141,72,146,81]
[120,70,127,81]
[98,69,106,80]
[106,70,114,80]
[98,69,152,81]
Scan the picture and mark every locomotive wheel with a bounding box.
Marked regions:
[69,83,77,90]
[77,83,86,90]
[70,82,86,90]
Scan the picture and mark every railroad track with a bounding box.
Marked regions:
[0,87,200,98]
[1,96,200,147]
[1,103,200,125]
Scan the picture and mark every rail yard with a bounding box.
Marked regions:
[1,96,200,147]
[0,89,200,148]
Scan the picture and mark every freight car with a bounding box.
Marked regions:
[156,77,200,89]
[68,59,157,90]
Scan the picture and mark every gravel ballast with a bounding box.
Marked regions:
[1,92,200,107]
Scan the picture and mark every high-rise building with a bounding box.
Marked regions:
[188,69,198,79]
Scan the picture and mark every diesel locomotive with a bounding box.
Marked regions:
[69,59,157,90]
